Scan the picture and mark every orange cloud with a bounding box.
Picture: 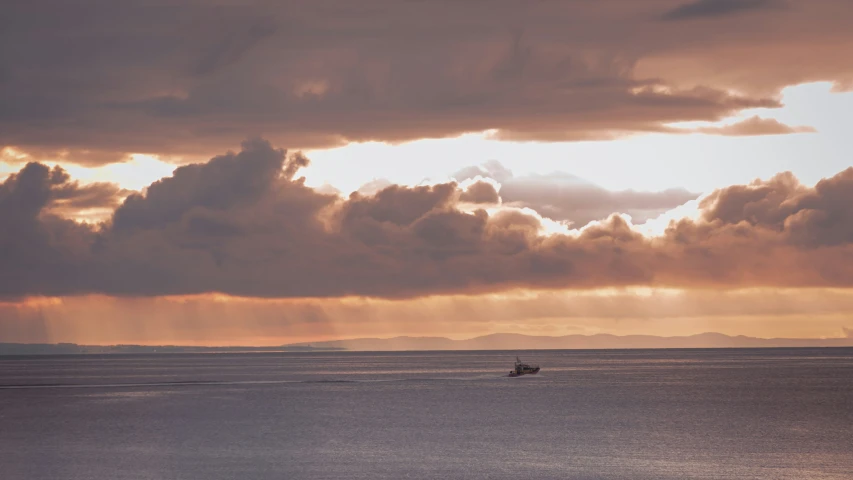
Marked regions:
[691,116,816,136]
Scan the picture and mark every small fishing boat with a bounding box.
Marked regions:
[508,356,540,377]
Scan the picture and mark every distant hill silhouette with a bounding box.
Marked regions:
[288,332,853,351]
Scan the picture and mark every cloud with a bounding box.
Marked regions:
[111,138,293,232]
[4,139,853,299]
[0,163,102,297]
[696,168,853,247]
[459,179,500,204]
[691,116,816,136]
[452,161,698,226]
[662,0,781,21]
[5,1,851,164]
[48,182,129,222]
[355,179,395,196]
[0,162,128,223]
[0,157,130,221]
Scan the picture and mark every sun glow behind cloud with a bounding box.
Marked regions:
[1,152,177,192]
[2,82,847,210]
[62,155,177,192]
[302,82,851,195]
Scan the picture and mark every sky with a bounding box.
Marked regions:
[2,0,853,345]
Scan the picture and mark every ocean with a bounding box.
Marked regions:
[1,348,851,479]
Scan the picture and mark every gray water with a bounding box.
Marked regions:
[1,348,852,479]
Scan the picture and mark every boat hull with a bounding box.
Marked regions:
[508,367,540,377]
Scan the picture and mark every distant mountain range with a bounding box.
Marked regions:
[2,333,851,355]
[288,332,853,351]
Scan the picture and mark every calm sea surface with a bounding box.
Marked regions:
[1,348,852,479]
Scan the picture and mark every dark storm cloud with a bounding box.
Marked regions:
[4,139,853,299]
[3,1,850,164]
[452,161,699,226]
[661,0,780,21]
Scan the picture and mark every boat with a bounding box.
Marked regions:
[508,356,540,377]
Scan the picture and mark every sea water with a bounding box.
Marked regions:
[1,348,851,479]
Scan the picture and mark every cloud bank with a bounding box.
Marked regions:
[3,139,853,300]
[2,1,851,164]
